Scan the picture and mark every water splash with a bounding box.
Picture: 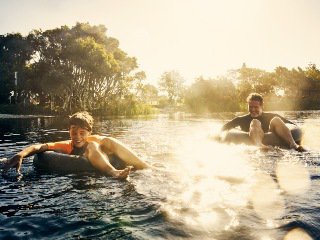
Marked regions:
[284,228,313,240]
[156,130,255,233]
[250,171,285,221]
[276,160,311,195]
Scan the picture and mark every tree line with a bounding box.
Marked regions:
[0,22,154,115]
[183,63,320,112]
[1,22,320,115]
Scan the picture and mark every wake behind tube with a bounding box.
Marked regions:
[222,124,303,148]
[33,151,126,173]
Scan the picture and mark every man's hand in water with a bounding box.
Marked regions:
[295,145,307,152]
[2,155,23,173]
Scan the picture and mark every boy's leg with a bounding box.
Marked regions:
[84,142,131,179]
[100,137,149,169]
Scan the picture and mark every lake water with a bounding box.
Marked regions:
[1,112,320,240]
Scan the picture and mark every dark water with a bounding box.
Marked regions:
[1,112,320,239]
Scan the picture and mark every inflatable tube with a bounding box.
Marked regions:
[33,151,126,173]
[222,124,303,148]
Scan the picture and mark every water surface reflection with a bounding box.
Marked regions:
[1,112,320,239]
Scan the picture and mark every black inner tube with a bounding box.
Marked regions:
[33,151,126,173]
[222,124,302,148]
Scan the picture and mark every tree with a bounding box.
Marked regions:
[158,70,185,105]
[0,33,34,103]
[137,84,158,104]
[302,64,320,108]
[237,64,276,103]
[185,76,239,113]
[25,22,144,113]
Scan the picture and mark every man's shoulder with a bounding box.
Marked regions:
[262,112,275,115]
[261,112,281,117]
[235,113,251,119]
[227,114,251,123]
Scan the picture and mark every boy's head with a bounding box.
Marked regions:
[69,111,94,132]
[69,111,94,148]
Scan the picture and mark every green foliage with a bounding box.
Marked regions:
[271,64,320,110]
[237,64,277,102]
[136,84,158,104]
[158,70,185,105]
[185,77,240,113]
[0,33,34,102]
[2,23,320,114]
[0,22,151,115]
[184,63,320,113]
[96,94,157,116]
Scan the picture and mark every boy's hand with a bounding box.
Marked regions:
[2,155,23,173]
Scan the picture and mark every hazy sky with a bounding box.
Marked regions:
[1,0,319,85]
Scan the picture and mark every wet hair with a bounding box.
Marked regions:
[69,111,93,131]
[246,93,263,105]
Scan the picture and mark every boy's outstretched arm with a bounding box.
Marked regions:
[2,144,48,173]
[86,135,149,170]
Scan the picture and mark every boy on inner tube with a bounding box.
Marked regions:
[220,93,306,152]
[2,111,149,179]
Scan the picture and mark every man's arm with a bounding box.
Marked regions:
[221,117,240,131]
[86,135,149,170]
[211,117,240,142]
[2,143,48,173]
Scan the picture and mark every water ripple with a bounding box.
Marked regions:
[0,113,320,239]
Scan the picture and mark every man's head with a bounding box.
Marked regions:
[246,93,263,117]
[69,111,94,148]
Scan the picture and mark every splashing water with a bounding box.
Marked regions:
[133,119,314,238]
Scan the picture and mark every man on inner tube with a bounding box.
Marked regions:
[3,111,149,179]
[221,93,306,152]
